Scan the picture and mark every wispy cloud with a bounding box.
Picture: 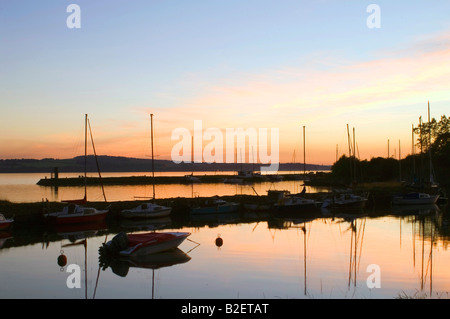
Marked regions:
[125,29,450,164]
[3,29,450,164]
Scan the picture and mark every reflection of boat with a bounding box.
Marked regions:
[44,114,109,225]
[121,202,171,219]
[190,212,240,224]
[98,247,191,299]
[391,204,440,216]
[0,213,13,230]
[322,192,368,209]
[223,177,243,184]
[391,192,439,205]
[190,198,240,214]
[119,216,171,230]
[100,248,191,277]
[102,231,191,257]
[54,220,108,235]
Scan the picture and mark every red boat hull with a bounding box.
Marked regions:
[0,221,13,230]
[45,210,108,225]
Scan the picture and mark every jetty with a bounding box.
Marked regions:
[36,172,313,187]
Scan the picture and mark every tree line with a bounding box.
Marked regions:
[330,114,450,186]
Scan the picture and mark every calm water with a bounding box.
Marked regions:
[0,171,327,203]
[0,173,449,299]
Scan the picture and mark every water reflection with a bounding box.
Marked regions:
[0,202,449,299]
[99,248,191,299]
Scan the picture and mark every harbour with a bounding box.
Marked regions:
[0,172,449,299]
[3,1,450,302]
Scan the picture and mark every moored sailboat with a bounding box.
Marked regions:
[121,114,172,219]
[391,192,439,205]
[44,114,109,225]
[321,192,368,209]
[190,197,240,214]
[121,202,171,219]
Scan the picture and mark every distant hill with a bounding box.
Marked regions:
[0,156,331,173]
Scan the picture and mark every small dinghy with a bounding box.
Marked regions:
[101,231,191,257]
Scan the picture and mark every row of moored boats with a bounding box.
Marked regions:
[0,189,443,231]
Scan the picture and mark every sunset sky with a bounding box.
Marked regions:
[1,1,450,166]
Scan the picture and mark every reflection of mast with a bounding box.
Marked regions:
[347,218,366,289]
[61,237,89,299]
[274,219,310,296]
[302,222,307,296]
[99,249,191,299]
[412,215,434,296]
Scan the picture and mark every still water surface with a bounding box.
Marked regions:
[0,173,449,299]
[0,171,326,203]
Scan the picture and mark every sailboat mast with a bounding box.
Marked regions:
[150,114,155,201]
[347,124,352,182]
[412,124,415,177]
[303,125,306,176]
[399,140,401,181]
[428,101,433,183]
[353,127,356,184]
[84,114,88,200]
[87,118,107,202]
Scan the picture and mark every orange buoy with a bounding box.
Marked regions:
[215,234,223,248]
[57,250,67,267]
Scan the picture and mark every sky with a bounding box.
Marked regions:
[1,1,450,166]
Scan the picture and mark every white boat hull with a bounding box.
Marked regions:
[121,203,172,219]
[119,232,191,257]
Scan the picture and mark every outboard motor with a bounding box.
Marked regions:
[100,232,129,256]
[98,232,131,277]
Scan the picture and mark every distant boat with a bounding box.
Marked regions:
[269,189,321,213]
[0,214,13,230]
[101,231,191,257]
[44,114,109,225]
[391,192,439,205]
[267,174,283,182]
[391,203,440,216]
[184,173,201,183]
[237,170,264,179]
[222,170,265,184]
[121,202,171,219]
[223,177,243,184]
[274,196,320,212]
[322,191,368,209]
[190,197,240,214]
